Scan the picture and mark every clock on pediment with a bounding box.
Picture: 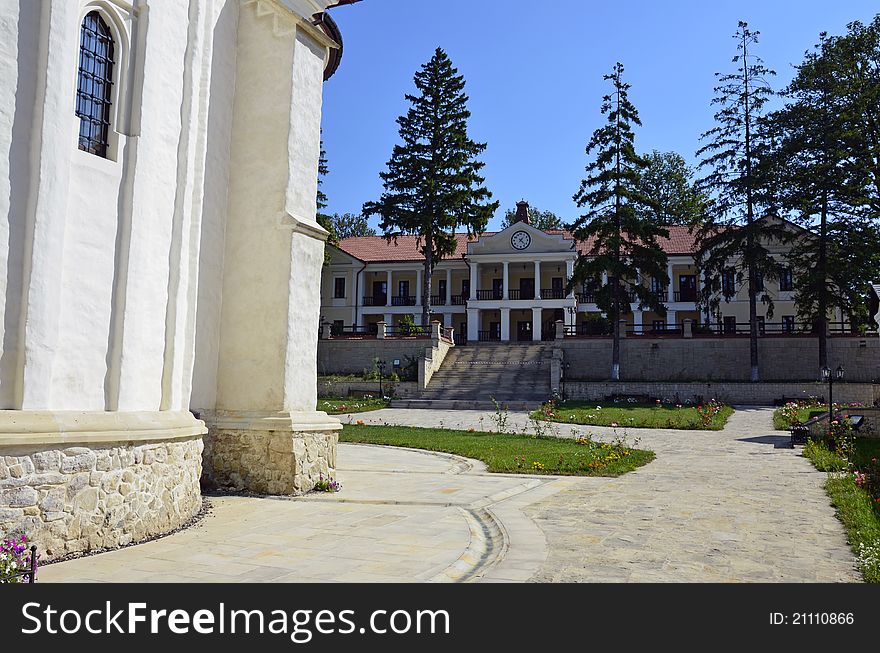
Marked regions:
[511,230,531,250]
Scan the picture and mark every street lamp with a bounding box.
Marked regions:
[377,359,387,397]
[562,361,571,401]
[821,364,844,421]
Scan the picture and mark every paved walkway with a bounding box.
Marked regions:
[41,406,860,583]
[40,444,566,583]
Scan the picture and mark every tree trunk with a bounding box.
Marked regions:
[817,193,828,376]
[742,28,760,382]
[423,235,433,327]
[748,261,759,382]
[611,276,620,381]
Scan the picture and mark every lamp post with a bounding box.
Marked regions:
[562,361,571,401]
[821,364,844,422]
[378,359,387,397]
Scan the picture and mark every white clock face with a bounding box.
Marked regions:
[511,231,531,250]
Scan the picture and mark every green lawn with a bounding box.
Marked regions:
[318,397,389,415]
[803,437,880,583]
[340,424,654,477]
[773,405,826,430]
[530,401,733,430]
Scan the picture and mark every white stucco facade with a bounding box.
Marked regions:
[0,0,348,552]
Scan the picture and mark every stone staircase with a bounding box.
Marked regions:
[392,343,554,410]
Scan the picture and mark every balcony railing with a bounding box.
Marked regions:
[362,295,387,307]
[576,292,596,304]
[391,295,417,306]
[674,289,698,302]
[477,330,501,342]
[475,290,504,300]
[508,289,534,300]
[451,294,467,305]
[429,295,446,306]
[541,288,566,300]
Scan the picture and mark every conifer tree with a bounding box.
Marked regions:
[769,33,865,374]
[570,62,667,381]
[695,21,789,382]
[364,48,498,326]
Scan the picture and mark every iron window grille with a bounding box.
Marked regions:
[76,12,115,158]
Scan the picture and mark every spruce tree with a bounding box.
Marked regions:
[769,33,866,375]
[363,48,498,326]
[570,62,667,381]
[695,21,789,382]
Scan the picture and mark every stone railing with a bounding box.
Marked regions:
[418,321,455,389]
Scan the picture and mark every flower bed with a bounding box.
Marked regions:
[531,399,733,430]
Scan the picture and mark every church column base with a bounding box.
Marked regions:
[201,411,341,495]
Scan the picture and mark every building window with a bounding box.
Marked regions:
[723,316,737,334]
[76,12,115,158]
[782,315,795,333]
[650,276,664,294]
[754,271,764,292]
[779,267,794,292]
[331,320,344,336]
[722,268,736,296]
[757,316,765,335]
[333,277,346,299]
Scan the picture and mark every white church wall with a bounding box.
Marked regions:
[190,0,239,414]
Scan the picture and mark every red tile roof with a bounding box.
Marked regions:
[336,226,699,262]
[575,226,699,257]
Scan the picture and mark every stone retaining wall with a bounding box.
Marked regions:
[0,437,203,560]
[559,336,880,382]
[318,339,433,376]
[318,379,421,399]
[561,381,879,407]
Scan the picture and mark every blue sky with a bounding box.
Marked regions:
[320,1,878,231]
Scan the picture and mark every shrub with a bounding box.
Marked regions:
[0,535,36,583]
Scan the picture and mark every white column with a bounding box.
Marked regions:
[667,310,677,330]
[633,310,643,329]
[534,260,542,299]
[384,312,393,327]
[467,308,479,342]
[566,259,575,298]
[444,312,453,328]
[351,270,358,325]
[416,268,423,305]
[386,270,393,305]
[532,307,543,342]
[469,262,478,300]
[445,268,452,306]
[667,261,675,304]
[503,261,510,300]
[501,308,511,341]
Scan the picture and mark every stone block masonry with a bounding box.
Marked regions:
[0,438,203,560]
[562,381,879,407]
[559,336,880,383]
[200,412,341,495]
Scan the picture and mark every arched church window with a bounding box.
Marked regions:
[76,12,115,157]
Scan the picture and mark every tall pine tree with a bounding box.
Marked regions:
[695,21,789,382]
[769,32,866,375]
[363,48,498,326]
[570,62,667,381]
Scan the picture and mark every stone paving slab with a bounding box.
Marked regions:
[353,406,860,583]
[40,406,861,583]
[39,443,559,583]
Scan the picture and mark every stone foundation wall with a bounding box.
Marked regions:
[202,428,338,495]
[0,437,203,560]
[562,381,879,407]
